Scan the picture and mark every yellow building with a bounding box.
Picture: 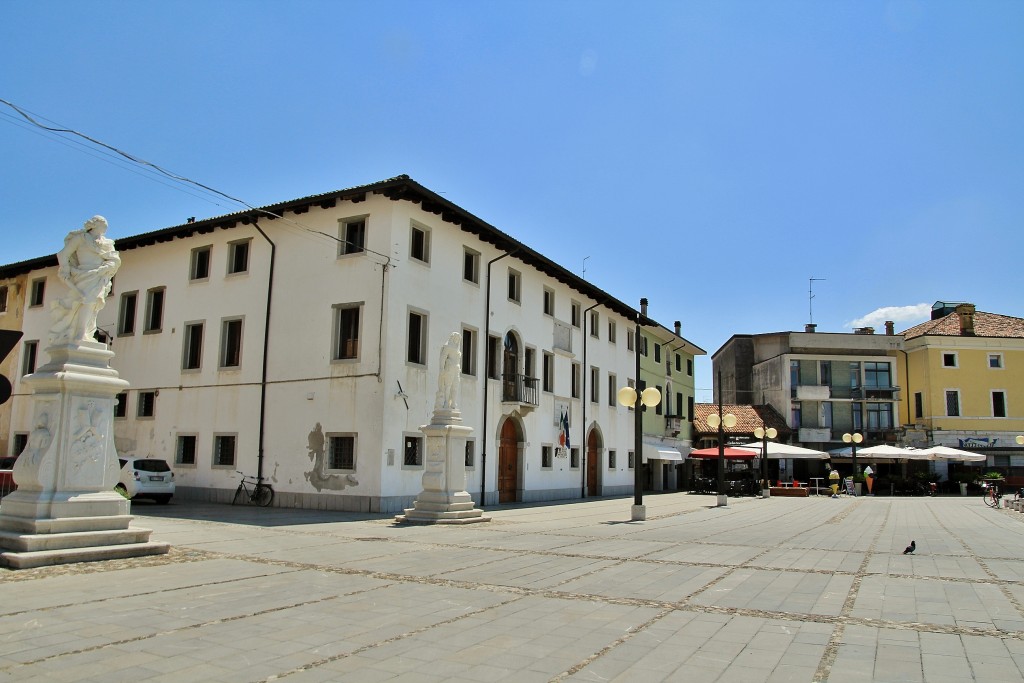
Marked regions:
[900,303,1024,461]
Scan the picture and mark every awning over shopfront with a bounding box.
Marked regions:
[688,446,758,460]
[642,441,683,463]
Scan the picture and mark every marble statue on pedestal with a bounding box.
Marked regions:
[0,217,168,569]
[397,331,489,525]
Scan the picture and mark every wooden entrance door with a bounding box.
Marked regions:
[587,430,599,497]
[498,419,518,504]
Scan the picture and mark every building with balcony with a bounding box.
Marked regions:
[900,302,1024,474]
[1,176,692,512]
[713,324,904,452]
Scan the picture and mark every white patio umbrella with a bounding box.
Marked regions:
[857,444,933,460]
[734,442,829,459]
[917,445,987,462]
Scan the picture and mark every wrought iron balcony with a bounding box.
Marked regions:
[502,373,539,406]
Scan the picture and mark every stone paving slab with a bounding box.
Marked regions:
[3,493,1024,681]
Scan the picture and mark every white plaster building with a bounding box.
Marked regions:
[3,176,703,512]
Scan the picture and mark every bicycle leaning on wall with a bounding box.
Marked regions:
[232,471,275,507]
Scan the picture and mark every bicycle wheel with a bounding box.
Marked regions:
[232,483,246,506]
[983,491,999,508]
[252,484,274,507]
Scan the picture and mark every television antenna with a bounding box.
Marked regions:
[809,277,826,325]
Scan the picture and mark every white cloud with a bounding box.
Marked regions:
[846,304,931,330]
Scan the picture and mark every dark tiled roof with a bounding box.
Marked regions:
[692,404,792,437]
[900,311,1024,339]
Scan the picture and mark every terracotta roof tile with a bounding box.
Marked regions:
[900,311,1024,339]
[692,404,791,436]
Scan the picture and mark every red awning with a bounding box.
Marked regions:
[689,447,758,460]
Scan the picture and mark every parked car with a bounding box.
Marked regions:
[0,455,17,497]
[117,456,175,503]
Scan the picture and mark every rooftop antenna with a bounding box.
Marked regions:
[582,255,591,280]
[809,277,826,324]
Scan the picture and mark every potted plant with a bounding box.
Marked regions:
[951,471,976,496]
[851,472,865,497]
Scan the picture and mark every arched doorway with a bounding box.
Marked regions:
[499,418,519,504]
[587,428,601,497]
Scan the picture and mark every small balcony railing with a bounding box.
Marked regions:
[502,373,539,406]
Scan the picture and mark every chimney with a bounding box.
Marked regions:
[805,324,817,333]
[854,327,875,335]
[640,298,648,317]
[956,303,976,336]
[674,320,681,336]
[885,321,895,336]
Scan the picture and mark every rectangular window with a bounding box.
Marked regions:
[608,450,616,469]
[866,403,893,430]
[22,340,38,376]
[29,279,45,307]
[465,440,475,468]
[822,401,833,428]
[144,287,165,333]
[176,435,197,466]
[655,385,663,415]
[792,403,803,429]
[989,354,1004,369]
[641,336,649,357]
[543,352,554,392]
[228,239,250,274]
[654,343,661,363]
[507,268,521,303]
[137,391,156,418]
[487,335,500,379]
[463,248,479,284]
[333,304,361,360]
[190,246,211,281]
[570,447,580,469]
[543,288,554,316]
[590,366,599,403]
[571,301,581,328]
[12,433,28,456]
[675,392,683,418]
[542,445,553,468]
[675,354,681,373]
[608,373,617,407]
[687,358,693,376]
[852,402,862,430]
[608,320,617,344]
[820,361,832,386]
[849,362,861,387]
[329,435,356,470]
[627,329,635,352]
[114,392,127,418]
[628,450,635,469]
[0,284,8,313]
[119,291,138,335]
[404,435,423,466]
[688,396,695,421]
[214,434,236,467]
[220,318,243,368]
[461,328,477,376]
[945,390,960,417]
[182,322,204,370]
[993,391,1007,418]
[589,311,599,339]
[407,311,426,365]
[339,217,366,255]
[943,353,957,368]
[914,392,923,419]
[524,347,535,379]
[410,224,430,263]
[864,362,891,388]
[571,362,581,399]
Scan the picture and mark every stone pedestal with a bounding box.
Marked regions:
[631,504,646,521]
[396,409,489,525]
[0,342,169,568]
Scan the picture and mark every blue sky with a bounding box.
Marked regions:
[3,0,1022,401]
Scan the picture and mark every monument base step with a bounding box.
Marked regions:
[0,526,157,553]
[0,515,134,534]
[395,509,491,525]
[0,540,170,569]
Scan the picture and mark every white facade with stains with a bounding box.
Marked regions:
[3,177,703,512]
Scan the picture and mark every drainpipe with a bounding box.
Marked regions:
[249,218,275,486]
[481,248,518,506]
[581,301,600,498]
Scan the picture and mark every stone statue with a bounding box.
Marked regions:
[50,216,121,345]
[434,331,462,412]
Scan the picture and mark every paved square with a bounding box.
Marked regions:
[2,493,1024,681]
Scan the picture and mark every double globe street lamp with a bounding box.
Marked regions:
[753,425,778,495]
[617,384,661,521]
[706,408,736,507]
[843,432,864,491]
